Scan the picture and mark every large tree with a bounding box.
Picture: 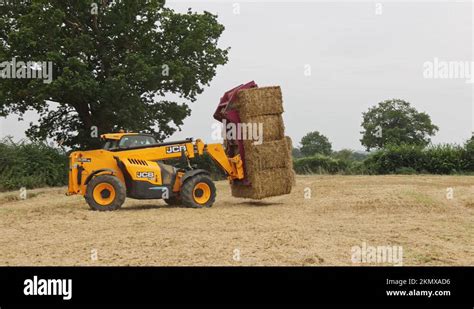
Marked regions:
[300,131,332,157]
[360,99,438,151]
[0,0,228,148]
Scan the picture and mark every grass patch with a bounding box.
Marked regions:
[403,190,438,207]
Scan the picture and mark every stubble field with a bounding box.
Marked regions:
[0,175,472,266]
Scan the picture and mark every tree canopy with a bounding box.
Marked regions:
[0,0,228,148]
[299,131,332,156]
[360,99,438,151]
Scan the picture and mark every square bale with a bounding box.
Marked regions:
[242,139,291,172]
[231,86,284,119]
[242,114,285,142]
[284,136,297,186]
[231,168,294,199]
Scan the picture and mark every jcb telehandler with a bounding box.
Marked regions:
[67,133,245,210]
[67,83,260,210]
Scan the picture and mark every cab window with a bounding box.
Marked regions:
[118,135,157,149]
[103,140,119,150]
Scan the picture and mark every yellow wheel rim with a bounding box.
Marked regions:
[193,182,211,205]
[93,183,116,206]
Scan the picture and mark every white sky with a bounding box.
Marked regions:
[1,0,472,150]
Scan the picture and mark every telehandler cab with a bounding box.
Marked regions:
[67,132,244,210]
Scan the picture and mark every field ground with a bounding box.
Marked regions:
[0,175,472,266]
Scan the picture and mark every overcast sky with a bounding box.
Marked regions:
[1,0,472,150]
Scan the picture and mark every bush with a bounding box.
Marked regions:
[331,149,368,162]
[394,167,417,175]
[463,138,474,171]
[363,143,472,175]
[424,144,467,174]
[0,138,68,191]
[348,161,369,175]
[293,155,351,174]
[363,144,425,174]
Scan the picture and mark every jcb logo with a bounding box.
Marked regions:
[166,145,187,154]
[136,171,154,179]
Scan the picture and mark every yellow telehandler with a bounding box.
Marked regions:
[67,132,244,210]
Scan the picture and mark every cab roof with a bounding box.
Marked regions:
[100,133,139,140]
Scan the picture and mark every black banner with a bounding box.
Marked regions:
[0,267,472,306]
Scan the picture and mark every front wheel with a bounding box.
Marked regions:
[85,175,126,211]
[180,174,216,208]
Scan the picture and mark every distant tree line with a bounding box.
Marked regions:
[293,99,474,175]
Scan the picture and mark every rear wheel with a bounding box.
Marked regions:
[85,175,126,211]
[180,174,216,208]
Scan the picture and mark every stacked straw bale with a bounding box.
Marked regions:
[229,86,295,199]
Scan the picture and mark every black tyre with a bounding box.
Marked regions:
[180,174,216,208]
[85,175,126,211]
[164,195,181,206]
